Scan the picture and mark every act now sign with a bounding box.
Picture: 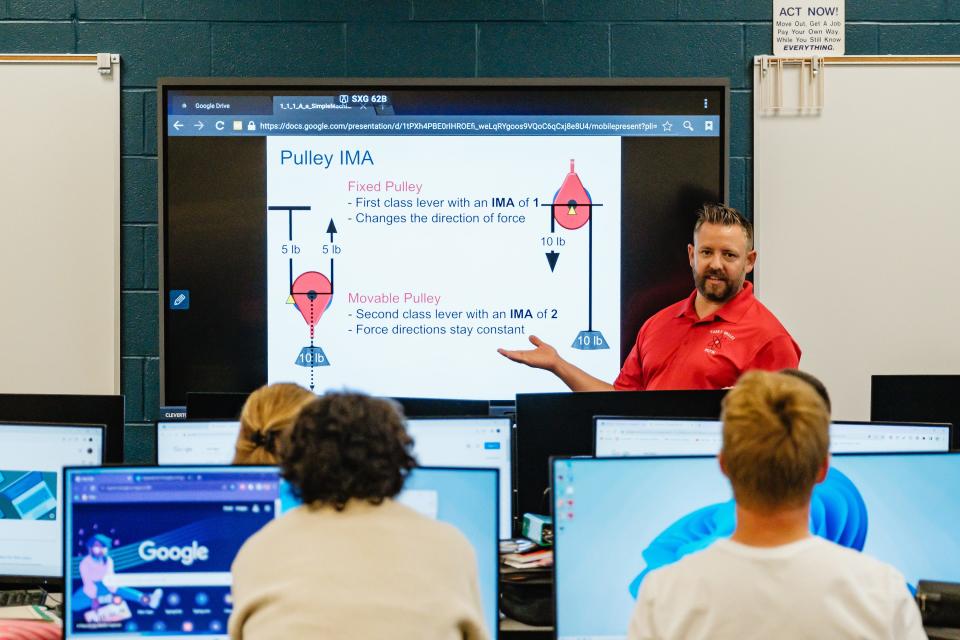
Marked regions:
[773,1,845,55]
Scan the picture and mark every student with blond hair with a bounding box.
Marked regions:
[628,370,924,640]
[232,383,314,464]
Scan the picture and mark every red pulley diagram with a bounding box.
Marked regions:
[268,205,338,391]
[543,159,608,351]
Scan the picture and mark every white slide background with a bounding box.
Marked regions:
[267,135,621,399]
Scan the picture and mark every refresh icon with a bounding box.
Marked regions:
[215,120,225,131]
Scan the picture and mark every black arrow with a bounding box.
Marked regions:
[326,219,338,242]
[545,251,560,272]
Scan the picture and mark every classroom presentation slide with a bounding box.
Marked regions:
[266,136,621,398]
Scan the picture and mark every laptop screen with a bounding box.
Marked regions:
[64,466,279,639]
[155,421,241,465]
[594,417,950,456]
[0,422,103,581]
[406,417,512,538]
[553,452,960,640]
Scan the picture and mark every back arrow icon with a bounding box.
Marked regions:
[173,120,183,130]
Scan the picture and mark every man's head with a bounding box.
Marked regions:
[719,370,831,512]
[688,203,756,304]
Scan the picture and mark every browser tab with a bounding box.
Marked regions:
[168,94,273,115]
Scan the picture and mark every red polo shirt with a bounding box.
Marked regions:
[613,281,800,391]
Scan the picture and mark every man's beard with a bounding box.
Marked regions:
[694,269,739,303]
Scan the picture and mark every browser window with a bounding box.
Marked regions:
[155,422,240,465]
[0,423,103,580]
[63,467,278,639]
[595,418,950,457]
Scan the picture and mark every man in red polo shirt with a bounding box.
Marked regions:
[498,204,800,391]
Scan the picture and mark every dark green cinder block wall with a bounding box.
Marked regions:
[1,0,956,461]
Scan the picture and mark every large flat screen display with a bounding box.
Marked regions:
[552,453,960,640]
[160,79,728,404]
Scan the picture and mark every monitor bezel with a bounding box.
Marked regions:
[0,394,124,464]
[158,77,731,407]
[184,391,249,421]
[871,374,960,449]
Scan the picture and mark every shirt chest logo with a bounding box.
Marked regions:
[705,328,736,355]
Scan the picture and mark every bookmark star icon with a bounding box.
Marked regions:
[662,121,674,132]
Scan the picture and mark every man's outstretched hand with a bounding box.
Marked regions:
[497,335,560,372]
[498,335,617,392]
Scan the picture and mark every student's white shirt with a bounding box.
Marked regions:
[628,536,925,640]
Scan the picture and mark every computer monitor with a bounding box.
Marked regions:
[279,467,500,639]
[0,422,104,587]
[63,465,279,639]
[872,374,960,448]
[393,398,491,418]
[594,417,952,456]
[0,394,123,463]
[515,390,726,519]
[156,418,514,538]
[406,417,512,538]
[185,392,249,420]
[552,453,960,640]
[155,421,241,465]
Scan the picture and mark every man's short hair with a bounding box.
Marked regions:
[721,370,830,511]
[779,368,832,412]
[694,203,754,251]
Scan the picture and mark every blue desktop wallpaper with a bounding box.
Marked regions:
[554,453,960,639]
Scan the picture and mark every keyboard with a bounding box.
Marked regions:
[0,589,45,607]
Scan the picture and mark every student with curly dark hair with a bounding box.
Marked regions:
[228,392,489,640]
